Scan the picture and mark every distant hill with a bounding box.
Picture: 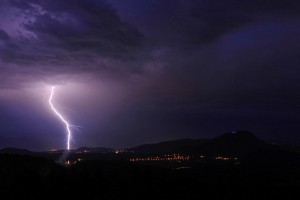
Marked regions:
[199,130,268,156]
[0,147,36,155]
[130,138,211,154]
[75,147,112,153]
[130,130,269,157]
[0,131,285,158]
[0,146,112,155]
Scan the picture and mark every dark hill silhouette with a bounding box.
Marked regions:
[0,131,277,157]
[0,147,36,155]
[199,130,268,156]
[130,138,211,154]
[130,130,269,157]
[75,146,112,153]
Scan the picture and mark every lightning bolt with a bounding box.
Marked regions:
[49,86,72,150]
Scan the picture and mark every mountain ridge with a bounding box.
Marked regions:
[129,130,269,156]
[0,131,289,157]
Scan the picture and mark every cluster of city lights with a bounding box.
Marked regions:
[65,158,83,166]
[215,156,230,161]
[130,154,190,162]
[215,156,239,161]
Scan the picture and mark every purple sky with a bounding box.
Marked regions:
[0,0,300,150]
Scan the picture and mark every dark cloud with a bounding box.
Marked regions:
[0,29,10,40]
[0,0,144,81]
[110,0,300,48]
[20,2,142,56]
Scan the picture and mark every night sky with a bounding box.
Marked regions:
[0,0,300,151]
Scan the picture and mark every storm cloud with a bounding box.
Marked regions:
[0,0,300,150]
[0,0,143,87]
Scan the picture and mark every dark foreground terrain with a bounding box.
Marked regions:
[0,150,300,200]
[1,132,300,199]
